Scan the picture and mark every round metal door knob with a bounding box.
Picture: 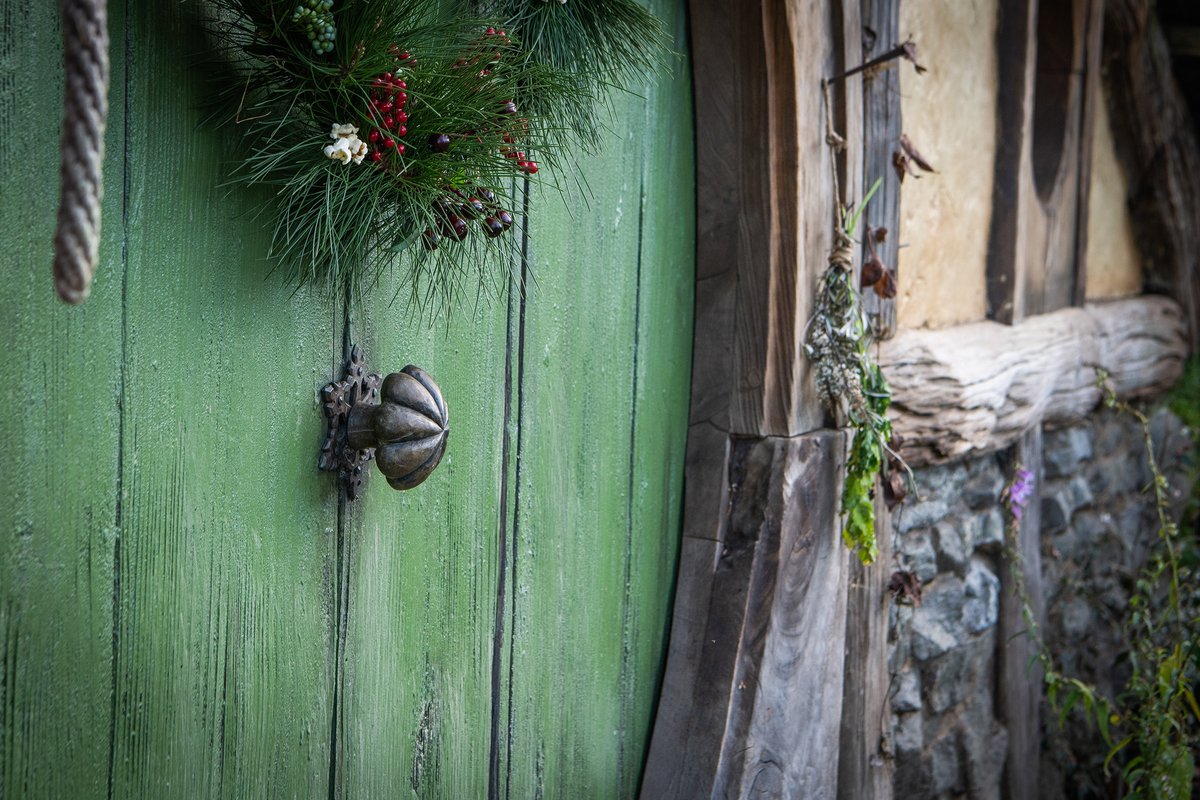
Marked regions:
[347,366,449,490]
[319,346,449,498]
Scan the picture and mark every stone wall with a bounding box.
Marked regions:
[886,407,1193,799]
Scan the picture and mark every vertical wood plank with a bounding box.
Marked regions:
[643,432,849,799]
[333,303,509,800]
[644,0,859,796]
[988,0,1100,323]
[499,0,694,794]
[107,5,337,797]
[1071,0,1105,307]
[720,433,849,800]
[0,2,125,796]
[860,0,901,338]
[1103,0,1200,349]
[987,0,1037,324]
[998,427,1044,800]
[838,494,895,800]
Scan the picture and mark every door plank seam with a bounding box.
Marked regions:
[105,3,131,796]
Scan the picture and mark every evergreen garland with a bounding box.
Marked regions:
[204,0,668,307]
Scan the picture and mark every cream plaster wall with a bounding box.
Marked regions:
[1084,95,1143,299]
[896,0,997,329]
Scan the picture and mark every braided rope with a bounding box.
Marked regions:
[53,0,109,305]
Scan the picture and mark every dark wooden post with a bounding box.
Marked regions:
[987,0,1103,323]
[1103,0,1200,350]
[641,0,864,796]
[857,0,901,340]
[997,427,1046,800]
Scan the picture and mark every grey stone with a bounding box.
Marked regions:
[1060,595,1092,639]
[1045,426,1093,478]
[974,507,1005,552]
[910,577,966,662]
[1088,455,1140,496]
[893,711,923,755]
[930,733,964,796]
[911,612,959,663]
[894,751,932,798]
[1116,502,1151,552]
[924,646,971,714]
[892,667,921,713]
[898,498,951,533]
[899,528,938,583]
[1041,486,1073,531]
[963,560,1001,633]
[917,462,969,499]
[935,521,969,575]
[1066,475,1094,512]
[1093,413,1128,453]
[960,696,1008,800]
[924,632,994,714]
[962,461,1006,510]
[1071,509,1113,547]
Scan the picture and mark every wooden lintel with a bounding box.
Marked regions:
[878,296,1187,466]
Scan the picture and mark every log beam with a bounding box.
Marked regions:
[879,296,1187,466]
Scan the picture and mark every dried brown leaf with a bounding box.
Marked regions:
[860,254,886,289]
[873,268,898,299]
[888,570,923,605]
[899,133,936,173]
[900,39,927,74]
[892,150,919,183]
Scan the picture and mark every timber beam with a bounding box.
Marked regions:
[879,295,1188,466]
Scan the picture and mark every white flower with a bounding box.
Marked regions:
[323,122,369,165]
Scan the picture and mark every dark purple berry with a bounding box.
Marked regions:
[497,209,514,230]
[440,215,468,241]
[482,216,505,238]
[429,133,451,153]
[422,228,440,250]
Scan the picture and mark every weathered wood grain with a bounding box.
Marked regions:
[494,1,694,797]
[837,493,894,800]
[334,302,508,799]
[688,0,849,439]
[859,0,901,339]
[1103,0,1200,349]
[988,0,1102,323]
[0,3,124,797]
[642,432,848,799]
[645,0,859,796]
[998,427,1045,800]
[107,7,336,797]
[879,296,1187,466]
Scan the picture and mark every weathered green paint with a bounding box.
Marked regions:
[0,1,692,797]
[0,4,124,798]
[498,2,695,796]
[106,7,337,798]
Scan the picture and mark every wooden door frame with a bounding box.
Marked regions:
[641,0,1198,797]
[641,0,875,796]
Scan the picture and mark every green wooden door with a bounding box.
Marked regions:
[0,3,693,798]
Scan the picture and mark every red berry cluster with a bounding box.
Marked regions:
[422,188,516,251]
[366,62,411,165]
[455,27,511,77]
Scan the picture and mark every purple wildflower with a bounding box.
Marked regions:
[1006,468,1034,520]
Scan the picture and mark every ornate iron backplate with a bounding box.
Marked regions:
[319,344,382,500]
